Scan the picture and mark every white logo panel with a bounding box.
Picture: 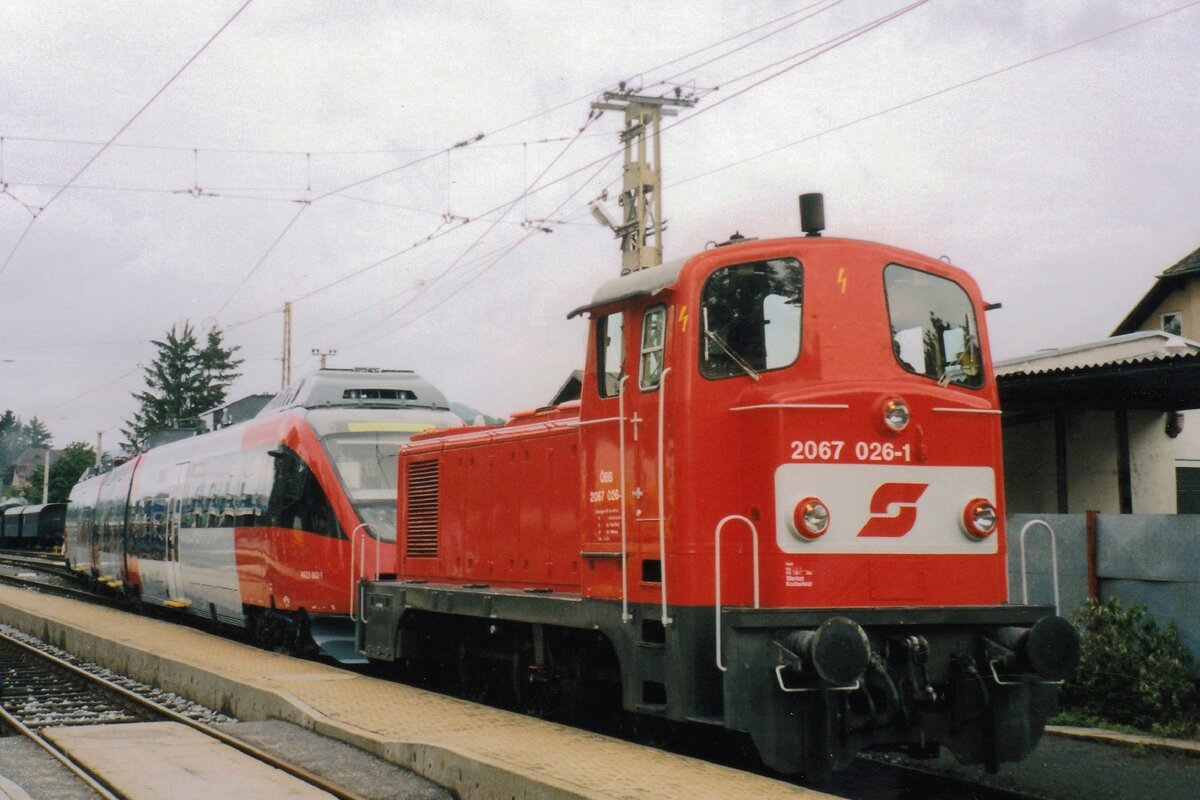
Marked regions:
[774,463,998,555]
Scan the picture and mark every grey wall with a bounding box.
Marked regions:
[1008,513,1200,677]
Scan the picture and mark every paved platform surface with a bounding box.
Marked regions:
[0,585,825,799]
[44,721,332,799]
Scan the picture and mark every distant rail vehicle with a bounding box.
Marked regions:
[0,502,67,550]
[65,369,461,662]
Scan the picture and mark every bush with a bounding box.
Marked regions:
[1060,597,1198,736]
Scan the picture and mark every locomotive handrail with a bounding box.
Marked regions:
[1019,519,1060,615]
[714,514,760,673]
[618,375,632,624]
[987,660,1065,687]
[657,366,672,628]
[348,521,378,623]
[729,403,849,412]
[774,665,861,694]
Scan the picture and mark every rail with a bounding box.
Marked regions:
[714,514,760,672]
[0,629,365,800]
[1019,518,1061,615]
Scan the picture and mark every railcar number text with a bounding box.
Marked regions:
[790,440,912,463]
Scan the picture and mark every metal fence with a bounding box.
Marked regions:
[1008,512,1200,676]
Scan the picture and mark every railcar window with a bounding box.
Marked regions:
[596,311,624,398]
[883,264,983,389]
[640,306,667,390]
[699,257,802,380]
[265,446,339,538]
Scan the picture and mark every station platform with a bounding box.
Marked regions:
[0,586,826,800]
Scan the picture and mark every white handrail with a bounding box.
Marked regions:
[714,514,760,673]
[618,375,631,623]
[348,521,372,622]
[1019,519,1061,615]
[657,366,672,627]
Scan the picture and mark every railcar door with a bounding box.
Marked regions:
[165,461,189,602]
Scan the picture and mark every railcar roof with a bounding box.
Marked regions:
[258,368,450,415]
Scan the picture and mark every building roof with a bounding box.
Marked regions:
[1112,244,1200,335]
[997,331,1200,412]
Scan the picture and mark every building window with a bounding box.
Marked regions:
[1163,312,1182,336]
[1176,466,1200,513]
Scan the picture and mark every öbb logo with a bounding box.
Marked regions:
[857,482,928,537]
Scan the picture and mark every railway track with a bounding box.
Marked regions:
[0,565,1046,799]
[0,628,365,799]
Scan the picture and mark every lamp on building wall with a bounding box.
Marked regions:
[1166,411,1184,439]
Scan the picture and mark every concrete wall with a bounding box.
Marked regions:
[1003,409,1200,514]
[1008,512,1200,677]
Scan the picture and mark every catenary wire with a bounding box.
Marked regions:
[672,0,1200,188]
[0,0,254,281]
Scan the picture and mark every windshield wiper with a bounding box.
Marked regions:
[704,330,761,382]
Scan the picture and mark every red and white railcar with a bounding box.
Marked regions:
[358,200,1078,777]
[65,369,460,660]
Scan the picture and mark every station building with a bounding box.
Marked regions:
[999,244,1200,514]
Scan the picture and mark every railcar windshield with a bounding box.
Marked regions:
[322,432,409,541]
[884,263,983,389]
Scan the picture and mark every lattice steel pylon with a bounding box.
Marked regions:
[591,90,696,274]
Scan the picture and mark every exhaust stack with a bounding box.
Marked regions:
[799,193,825,237]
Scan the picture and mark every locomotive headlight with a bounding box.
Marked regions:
[792,497,830,540]
[962,497,998,539]
[882,397,910,432]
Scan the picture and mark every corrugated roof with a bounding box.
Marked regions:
[995,330,1200,377]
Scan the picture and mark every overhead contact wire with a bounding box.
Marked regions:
[673,0,1200,188]
[0,0,254,281]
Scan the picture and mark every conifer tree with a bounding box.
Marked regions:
[121,322,243,452]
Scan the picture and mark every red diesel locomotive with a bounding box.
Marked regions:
[65,369,461,661]
[358,197,1078,777]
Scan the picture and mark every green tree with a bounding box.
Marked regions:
[121,322,243,452]
[24,417,51,448]
[23,442,96,504]
[0,410,21,475]
[0,411,55,482]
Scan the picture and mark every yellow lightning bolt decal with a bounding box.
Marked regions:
[678,305,689,333]
[837,268,847,294]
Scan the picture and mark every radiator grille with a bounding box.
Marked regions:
[405,460,439,558]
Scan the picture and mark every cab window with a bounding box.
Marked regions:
[700,258,802,380]
[640,306,667,390]
[884,263,983,388]
[596,311,624,398]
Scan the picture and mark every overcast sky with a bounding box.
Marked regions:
[1,0,1198,449]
